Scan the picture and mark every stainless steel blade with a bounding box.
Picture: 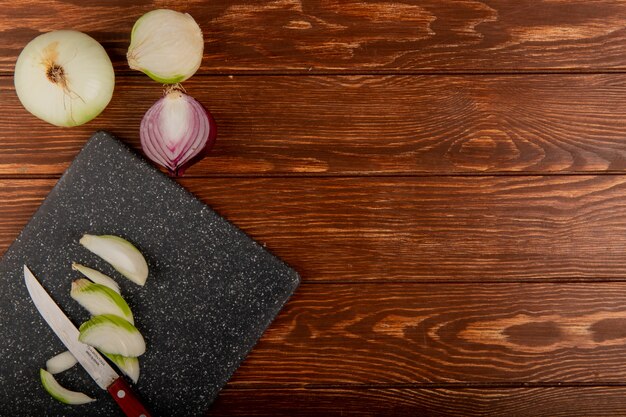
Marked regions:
[23,265,118,390]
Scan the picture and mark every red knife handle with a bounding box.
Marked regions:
[107,377,152,417]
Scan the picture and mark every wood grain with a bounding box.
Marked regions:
[210,387,626,416]
[5,1,626,415]
[0,180,46,246]
[4,75,626,176]
[156,175,626,281]
[226,282,626,385]
[5,176,626,281]
[3,1,626,74]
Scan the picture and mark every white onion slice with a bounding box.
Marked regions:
[79,234,149,286]
[40,369,95,405]
[14,30,114,127]
[72,262,121,294]
[78,314,146,357]
[46,351,78,374]
[71,278,134,324]
[104,353,140,384]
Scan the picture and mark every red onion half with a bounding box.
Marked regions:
[140,87,217,176]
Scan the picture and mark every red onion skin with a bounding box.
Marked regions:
[140,89,217,177]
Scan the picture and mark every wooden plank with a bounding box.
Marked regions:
[3,1,626,74]
[210,387,626,416]
[5,176,626,281]
[4,75,626,176]
[227,282,626,385]
[5,190,626,383]
[0,180,46,247]
[180,175,626,281]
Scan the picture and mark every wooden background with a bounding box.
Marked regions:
[3,0,626,415]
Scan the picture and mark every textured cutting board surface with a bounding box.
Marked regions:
[0,132,300,416]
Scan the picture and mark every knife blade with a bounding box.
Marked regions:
[24,265,152,417]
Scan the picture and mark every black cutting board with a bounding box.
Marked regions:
[0,131,300,416]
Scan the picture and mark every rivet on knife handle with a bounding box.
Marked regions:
[107,377,152,417]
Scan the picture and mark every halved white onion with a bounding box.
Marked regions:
[127,9,203,83]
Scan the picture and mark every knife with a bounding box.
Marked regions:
[24,265,152,417]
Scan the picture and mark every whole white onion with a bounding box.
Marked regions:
[14,30,115,127]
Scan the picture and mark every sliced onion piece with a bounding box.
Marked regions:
[72,262,120,294]
[71,279,134,324]
[40,368,95,405]
[79,234,148,286]
[140,86,217,177]
[127,9,203,84]
[46,351,77,374]
[79,314,146,357]
[104,353,140,384]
